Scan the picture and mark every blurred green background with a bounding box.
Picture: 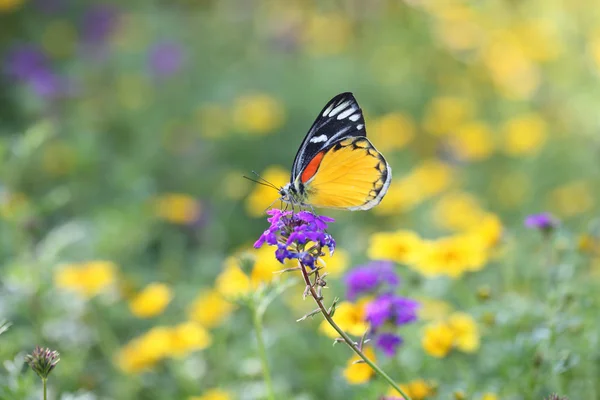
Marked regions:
[1,0,600,399]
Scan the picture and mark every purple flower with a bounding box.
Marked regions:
[365,293,419,330]
[525,212,559,232]
[81,4,120,45]
[254,209,335,268]
[344,261,399,300]
[375,333,403,357]
[148,41,184,77]
[4,46,48,80]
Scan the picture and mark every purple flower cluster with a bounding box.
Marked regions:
[525,212,559,232]
[4,45,64,98]
[344,261,419,357]
[254,209,335,268]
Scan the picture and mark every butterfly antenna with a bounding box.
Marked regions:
[243,174,279,191]
[251,170,281,190]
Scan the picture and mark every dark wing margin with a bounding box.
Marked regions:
[290,92,366,183]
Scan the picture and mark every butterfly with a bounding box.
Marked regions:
[278,92,391,210]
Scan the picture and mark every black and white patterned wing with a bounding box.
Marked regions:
[290,92,366,183]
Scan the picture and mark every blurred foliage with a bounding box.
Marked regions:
[0,0,599,399]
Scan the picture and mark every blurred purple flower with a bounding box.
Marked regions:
[254,209,335,268]
[344,261,399,300]
[525,212,558,231]
[375,333,403,357]
[4,46,47,80]
[365,293,419,330]
[148,41,184,77]
[81,4,120,45]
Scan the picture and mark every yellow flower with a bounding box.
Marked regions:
[370,112,415,152]
[116,326,172,373]
[411,159,454,197]
[154,193,201,224]
[343,346,376,384]
[188,289,236,329]
[251,245,291,288]
[417,298,453,321]
[549,180,594,217]
[590,33,600,71]
[129,283,172,318]
[189,389,232,400]
[422,96,475,136]
[368,230,423,264]
[316,248,349,277]
[422,321,454,358]
[373,178,423,215]
[232,94,285,135]
[54,261,117,298]
[467,213,503,249]
[0,0,24,12]
[221,170,251,201]
[41,20,77,58]
[319,301,369,338]
[195,103,230,139]
[448,121,495,161]
[502,113,547,156]
[390,379,436,399]
[415,235,487,278]
[245,165,288,217]
[481,393,499,400]
[432,192,486,232]
[169,321,212,357]
[447,312,480,353]
[303,14,352,56]
[216,257,252,298]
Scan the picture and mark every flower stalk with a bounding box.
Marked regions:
[298,261,410,400]
[251,304,277,400]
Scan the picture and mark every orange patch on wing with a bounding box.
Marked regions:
[301,151,325,183]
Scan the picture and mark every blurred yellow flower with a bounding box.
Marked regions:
[481,392,499,400]
[154,193,201,224]
[129,283,172,318]
[467,213,503,249]
[491,170,531,209]
[422,96,475,136]
[502,113,547,156]
[549,180,594,217]
[232,94,285,135]
[415,235,487,278]
[343,346,376,384]
[417,298,453,321]
[411,159,454,197]
[448,121,495,161]
[514,19,562,63]
[116,326,173,373]
[392,379,436,399]
[435,6,483,52]
[0,0,24,12]
[216,257,252,298]
[373,178,423,215]
[432,192,485,231]
[189,389,232,400]
[303,14,352,56]
[169,321,212,357]
[221,170,251,200]
[368,230,423,264]
[447,312,480,353]
[319,300,369,338]
[369,112,415,152]
[590,34,600,71]
[195,103,230,139]
[188,289,236,328]
[42,20,77,58]
[251,246,291,288]
[245,165,288,217]
[422,321,454,358]
[316,248,349,277]
[54,261,117,298]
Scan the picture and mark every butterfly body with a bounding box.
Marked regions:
[280,92,391,211]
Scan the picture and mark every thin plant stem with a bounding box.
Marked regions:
[252,306,277,400]
[43,377,47,400]
[298,262,411,400]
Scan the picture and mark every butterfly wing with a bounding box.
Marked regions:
[291,92,366,184]
[301,136,392,210]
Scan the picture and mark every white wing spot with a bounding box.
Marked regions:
[356,124,364,130]
[328,101,351,117]
[322,104,334,117]
[349,113,361,122]
[310,134,328,143]
[337,108,357,120]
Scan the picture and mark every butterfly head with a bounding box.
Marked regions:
[278,181,306,207]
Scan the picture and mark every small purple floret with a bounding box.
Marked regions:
[375,332,403,357]
[525,212,559,231]
[344,260,399,300]
[365,293,419,330]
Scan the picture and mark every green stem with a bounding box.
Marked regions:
[252,306,277,400]
[298,263,410,400]
[43,377,47,400]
